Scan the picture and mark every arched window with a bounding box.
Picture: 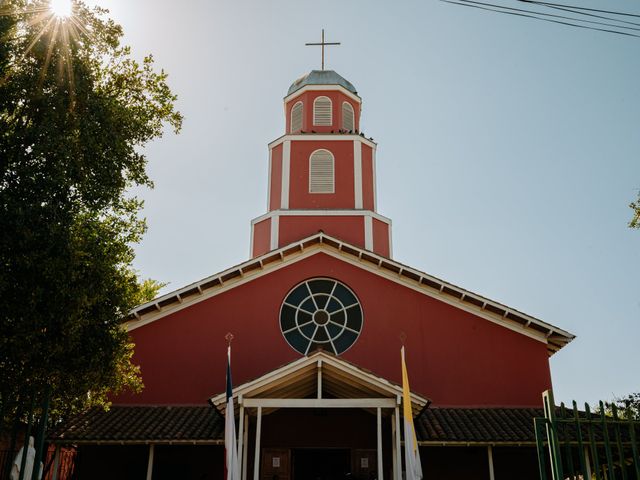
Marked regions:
[313,96,332,126]
[309,149,334,193]
[290,101,303,133]
[342,102,354,132]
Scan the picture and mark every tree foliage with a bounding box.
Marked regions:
[604,393,640,421]
[630,194,640,229]
[0,0,182,427]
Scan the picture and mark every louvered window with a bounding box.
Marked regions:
[309,149,334,193]
[290,101,303,133]
[342,102,354,132]
[313,96,332,126]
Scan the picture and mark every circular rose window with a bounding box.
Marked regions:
[279,278,363,355]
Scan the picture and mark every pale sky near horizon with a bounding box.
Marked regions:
[82,0,640,406]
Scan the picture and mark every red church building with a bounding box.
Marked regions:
[50,68,575,480]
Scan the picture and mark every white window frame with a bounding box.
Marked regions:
[342,101,355,132]
[309,149,335,194]
[313,96,333,126]
[290,101,303,133]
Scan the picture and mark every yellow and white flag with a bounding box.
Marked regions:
[401,346,423,480]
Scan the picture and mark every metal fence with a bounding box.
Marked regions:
[535,390,640,480]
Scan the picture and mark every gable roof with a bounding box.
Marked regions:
[125,232,575,355]
[209,350,430,418]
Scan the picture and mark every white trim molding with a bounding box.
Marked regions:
[267,147,272,210]
[354,141,363,209]
[284,84,362,104]
[364,215,373,250]
[270,215,279,251]
[251,209,392,226]
[269,134,376,150]
[280,141,291,209]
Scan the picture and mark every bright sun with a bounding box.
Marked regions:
[50,0,72,18]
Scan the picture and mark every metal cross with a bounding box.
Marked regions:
[305,29,340,71]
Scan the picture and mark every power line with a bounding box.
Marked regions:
[519,0,640,27]
[519,0,640,19]
[442,0,640,38]
[457,0,640,31]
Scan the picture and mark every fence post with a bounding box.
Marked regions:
[599,401,618,480]
[535,417,549,480]
[543,390,564,480]
[585,403,602,480]
[572,400,589,477]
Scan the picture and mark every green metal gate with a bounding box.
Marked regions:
[535,390,640,480]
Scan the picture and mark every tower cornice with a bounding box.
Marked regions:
[268,133,377,150]
[284,84,362,104]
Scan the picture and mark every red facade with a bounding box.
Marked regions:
[121,69,560,410]
[119,252,551,407]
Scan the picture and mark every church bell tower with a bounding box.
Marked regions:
[250,69,392,258]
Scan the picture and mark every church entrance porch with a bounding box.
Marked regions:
[210,352,429,480]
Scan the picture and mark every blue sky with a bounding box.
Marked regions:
[84,0,640,405]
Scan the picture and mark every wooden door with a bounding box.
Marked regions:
[261,448,291,480]
[352,449,377,480]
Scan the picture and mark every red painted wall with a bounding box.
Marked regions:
[285,91,360,134]
[289,140,355,209]
[268,144,282,211]
[361,145,374,211]
[372,219,390,257]
[252,218,271,257]
[118,253,551,407]
[278,215,365,249]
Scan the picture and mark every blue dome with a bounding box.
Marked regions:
[287,70,358,96]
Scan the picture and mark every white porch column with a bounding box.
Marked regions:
[391,412,397,480]
[253,407,262,480]
[487,446,495,480]
[238,399,245,480]
[146,444,155,480]
[242,413,249,480]
[394,405,402,480]
[377,407,384,480]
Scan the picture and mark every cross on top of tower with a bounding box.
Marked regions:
[305,29,340,71]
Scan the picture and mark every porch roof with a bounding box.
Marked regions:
[48,405,225,445]
[47,405,548,446]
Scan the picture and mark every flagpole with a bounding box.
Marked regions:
[401,344,423,480]
[225,333,240,480]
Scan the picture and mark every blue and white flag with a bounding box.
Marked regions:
[225,345,240,480]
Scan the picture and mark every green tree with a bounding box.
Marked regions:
[630,194,640,229]
[0,0,181,472]
[604,393,640,421]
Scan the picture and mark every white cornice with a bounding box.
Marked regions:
[284,85,362,104]
[250,209,392,226]
[269,134,377,150]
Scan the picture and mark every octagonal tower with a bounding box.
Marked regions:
[250,70,392,257]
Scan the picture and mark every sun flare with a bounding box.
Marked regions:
[50,0,72,18]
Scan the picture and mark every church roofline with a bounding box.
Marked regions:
[125,233,575,356]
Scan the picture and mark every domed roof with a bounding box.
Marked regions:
[287,70,358,96]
